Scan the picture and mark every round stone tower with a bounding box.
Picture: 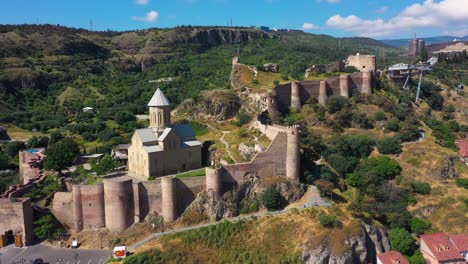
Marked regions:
[291,81,301,110]
[286,126,300,180]
[361,71,372,95]
[161,177,177,222]
[103,178,134,232]
[72,185,83,232]
[319,81,327,106]
[206,167,222,200]
[148,88,171,129]
[340,74,350,97]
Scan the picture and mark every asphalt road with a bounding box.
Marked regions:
[0,244,111,264]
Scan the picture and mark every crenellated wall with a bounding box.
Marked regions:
[0,198,33,246]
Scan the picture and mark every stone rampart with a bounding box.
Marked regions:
[0,198,33,246]
[104,178,135,232]
[274,71,374,112]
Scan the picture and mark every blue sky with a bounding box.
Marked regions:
[1,0,467,39]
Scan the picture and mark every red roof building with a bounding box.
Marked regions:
[455,140,468,164]
[420,232,466,264]
[450,234,468,262]
[377,251,409,264]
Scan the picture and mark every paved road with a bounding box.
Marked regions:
[130,185,330,250]
[0,244,111,264]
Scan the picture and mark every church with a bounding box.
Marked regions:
[127,88,202,179]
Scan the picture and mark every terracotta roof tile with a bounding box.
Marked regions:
[450,234,468,252]
[455,140,468,157]
[420,232,465,262]
[377,251,409,264]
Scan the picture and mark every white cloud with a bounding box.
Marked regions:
[302,22,320,30]
[135,0,149,5]
[326,0,468,37]
[132,10,159,22]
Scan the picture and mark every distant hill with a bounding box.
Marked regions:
[381,36,468,47]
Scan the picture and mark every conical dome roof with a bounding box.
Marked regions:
[148,88,170,107]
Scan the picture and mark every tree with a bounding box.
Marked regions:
[410,218,430,235]
[262,188,284,211]
[377,137,402,154]
[49,131,63,145]
[315,179,334,196]
[90,154,120,175]
[0,152,9,170]
[33,215,55,241]
[386,118,400,132]
[4,141,26,157]
[115,111,136,125]
[374,111,387,121]
[43,138,80,174]
[409,250,426,264]
[389,228,416,256]
[326,96,351,114]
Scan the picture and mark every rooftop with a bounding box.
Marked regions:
[450,234,468,252]
[420,232,465,262]
[455,139,468,157]
[148,88,170,107]
[377,251,409,264]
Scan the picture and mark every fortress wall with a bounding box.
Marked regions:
[104,179,135,232]
[206,168,222,199]
[80,184,105,229]
[0,198,33,246]
[140,180,163,218]
[52,192,74,229]
[176,176,206,213]
[161,177,177,222]
[253,121,289,140]
[275,72,372,109]
[222,132,288,183]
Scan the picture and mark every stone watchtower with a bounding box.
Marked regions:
[286,126,300,180]
[148,88,171,129]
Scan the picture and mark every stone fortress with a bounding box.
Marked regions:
[127,88,202,179]
[51,122,300,232]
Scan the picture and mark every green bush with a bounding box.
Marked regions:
[386,118,400,132]
[409,250,426,264]
[373,111,387,121]
[377,137,402,154]
[326,96,351,114]
[261,188,284,211]
[412,181,431,194]
[232,110,252,127]
[33,215,56,241]
[319,213,339,228]
[455,178,468,189]
[389,228,416,256]
[410,218,430,235]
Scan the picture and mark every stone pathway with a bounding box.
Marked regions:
[220,131,237,163]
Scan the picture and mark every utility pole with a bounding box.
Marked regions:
[90,19,93,31]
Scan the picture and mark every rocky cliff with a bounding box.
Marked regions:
[183,174,306,221]
[301,222,391,264]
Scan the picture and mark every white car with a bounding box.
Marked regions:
[113,246,127,259]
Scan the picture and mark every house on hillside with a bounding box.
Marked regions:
[377,251,409,264]
[455,139,468,165]
[127,88,202,179]
[420,232,466,264]
[450,234,468,262]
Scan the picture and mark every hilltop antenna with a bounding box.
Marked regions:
[230,17,233,27]
[90,19,93,31]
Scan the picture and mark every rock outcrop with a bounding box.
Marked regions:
[189,28,268,46]
[301,222,391,264]
[263,63,279,73]
[438,155,458,180]
[183,175,306,221]
[200,90,241,120]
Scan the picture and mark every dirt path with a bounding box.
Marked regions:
[220,131,236,163]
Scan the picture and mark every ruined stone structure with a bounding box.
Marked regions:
[0,198,33,246]
[19,148,45,184]
[127,88,202,179]
[52,121,300,231]
[345,53,376,73]
[273,71,375,110]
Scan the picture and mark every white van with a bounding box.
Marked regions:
[113,246,127,259]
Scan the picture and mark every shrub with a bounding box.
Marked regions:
[410,218,430,235]
[232,110,251,127]
[319,213,339,228]
[386,118,400,132]
[262,188,284,211]
[389,228,416,256]
[4,141,26,157]
[33,215,55,241]
[273,80,280,85]
[455,178,468,189]
[326,96,351,114]
[411,181,431,194]
[409,250,426,264]
[377,137,402,154]
[374,111,387,121]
